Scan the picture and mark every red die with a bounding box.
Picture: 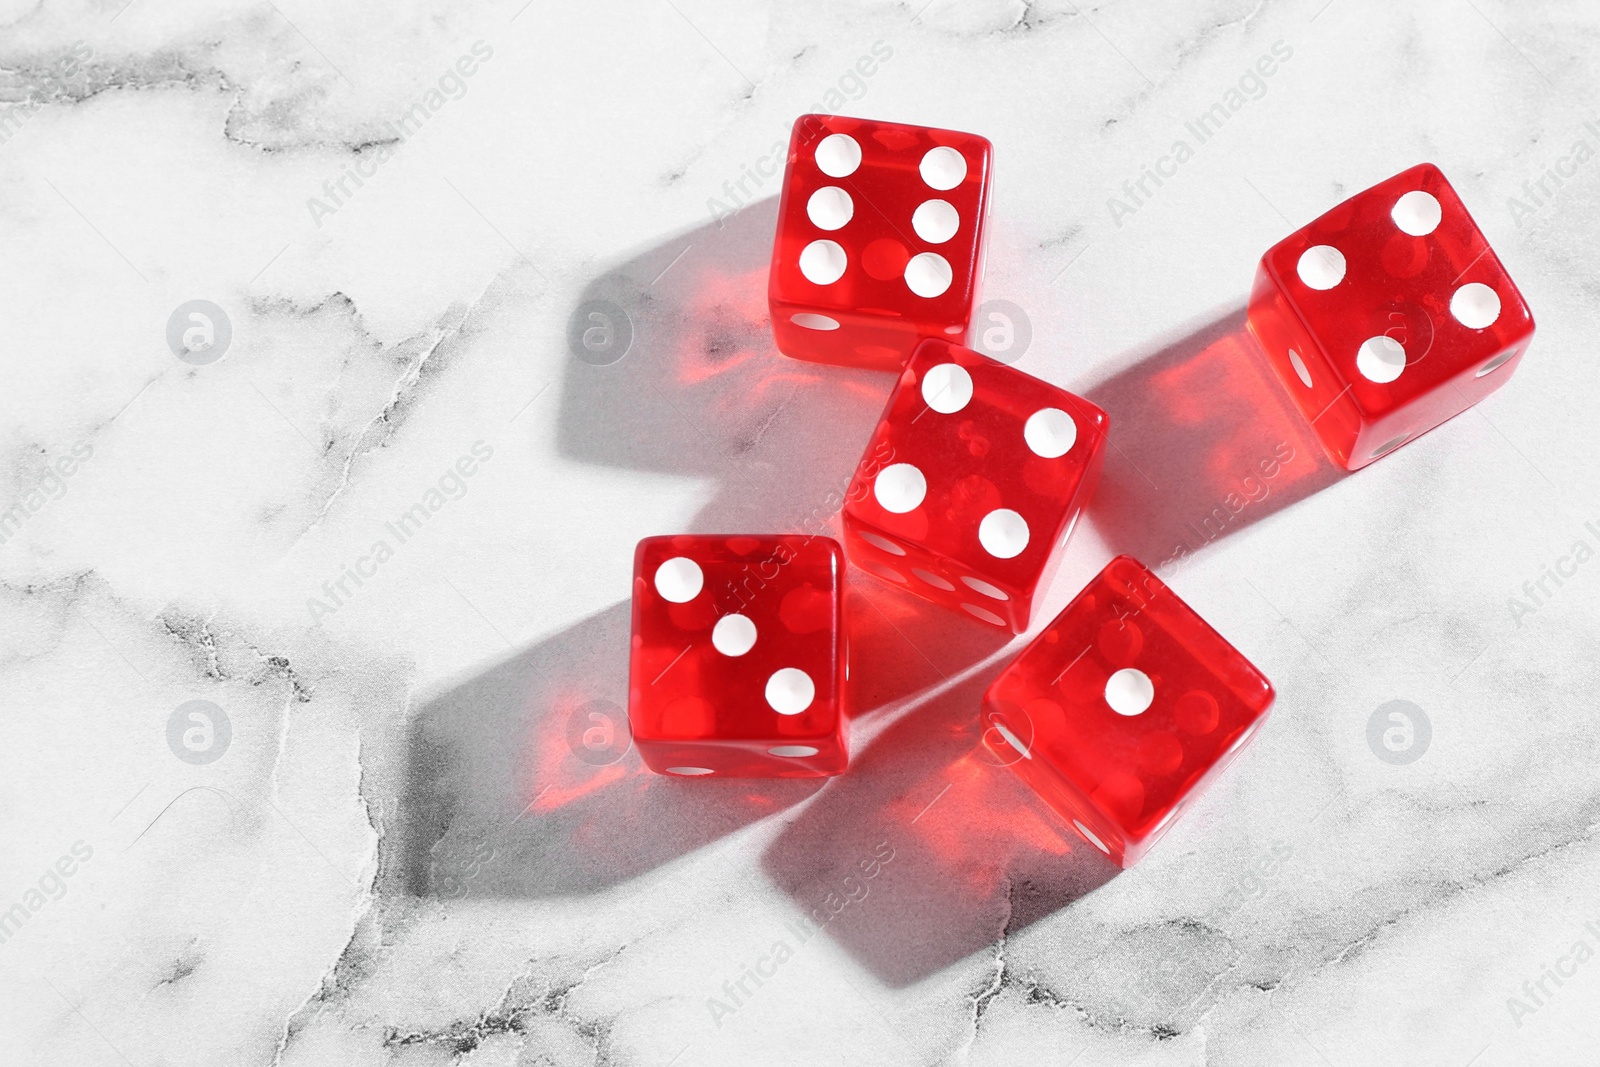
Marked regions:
[628,535,847,777]
[1248,162,1535,470]
[981,556,1273,867]
[841,338,1108,633]
[768,114,993,371]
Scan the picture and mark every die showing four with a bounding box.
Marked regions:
[841,337,1108,634]
[981,556,1275,868]
[768,114,992,371]
[1247,162,1535,470]
[628,535,847,778]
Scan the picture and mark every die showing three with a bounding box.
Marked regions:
[629,535,847,778]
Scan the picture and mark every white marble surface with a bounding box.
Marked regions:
[2,0,1598,1062]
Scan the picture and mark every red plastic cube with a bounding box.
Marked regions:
[841,337,1107,633]
[1248,162,1535,470]
[768,114,992,371]
[981,556,1274,866]
[628,535,847,777]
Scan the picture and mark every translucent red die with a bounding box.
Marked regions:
[981,556,1274,867]
[840,337,1107,633]
[1248,162,1535,470]
[768,114,993,371]
[628,535,847,777]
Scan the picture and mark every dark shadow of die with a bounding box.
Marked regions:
[761,665,1120,989]
[390,600,822,900]
[399,196,1026,903]
[557,198,896,535]
[1083,308,1345,575]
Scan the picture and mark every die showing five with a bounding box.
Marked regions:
[623,119,1530,865]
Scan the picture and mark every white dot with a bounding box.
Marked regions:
[799,240,847,285]
[1356,335,1406,383]
[815,133,861,177]
[921,362,973,413]
[961,576,1009,600]
[1023,408,1077,458]
[874,463,927,513]
[913,568,954,591]
[791,313,839,331]
[1105,668,1154,716]
[766,668,815,715]
[860,559,907,584]
[1451,283,1502,329]
[905,252,953,298]
[654,557,703,602]
[920,146,967,190]
[912,199,960,243]
[1060,509,1082,546]
[1477,347,1518,377]
[1073,819,1111,854]
[807,186,854,230]
[858,531,906,555]
[1369,432,1410,459]
[978,509,1029,559]
[667,766,715,776]
[1297,245,1346,290]
[712,614,757,656]
[770,745,819,757]
[1288,348,1313,388]
[962,603,1007,626]
[993,720,1032,759]
[1391,190,1442,236]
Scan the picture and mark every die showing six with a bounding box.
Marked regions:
[768,114,992,371]
[623,121,1530,865]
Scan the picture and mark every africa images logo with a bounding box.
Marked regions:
[167,300,232,365]
[307,441,494,621]
[0,840,94,948]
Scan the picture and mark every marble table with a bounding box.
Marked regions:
[2,1,1597,1063]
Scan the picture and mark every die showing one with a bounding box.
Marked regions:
[768,114,992,371]
[981,556,1273,867]
[1247,162,1534,471]
[840,337,1108,633]
[628,535,847,777]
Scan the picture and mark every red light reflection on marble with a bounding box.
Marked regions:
[1087,312,1343,572]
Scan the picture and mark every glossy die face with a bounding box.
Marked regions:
[1248,163,1535,471]
[768,114,992,371]
[840,338,1108,633]
[981,556,1273,867]
[628,535,847,777]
